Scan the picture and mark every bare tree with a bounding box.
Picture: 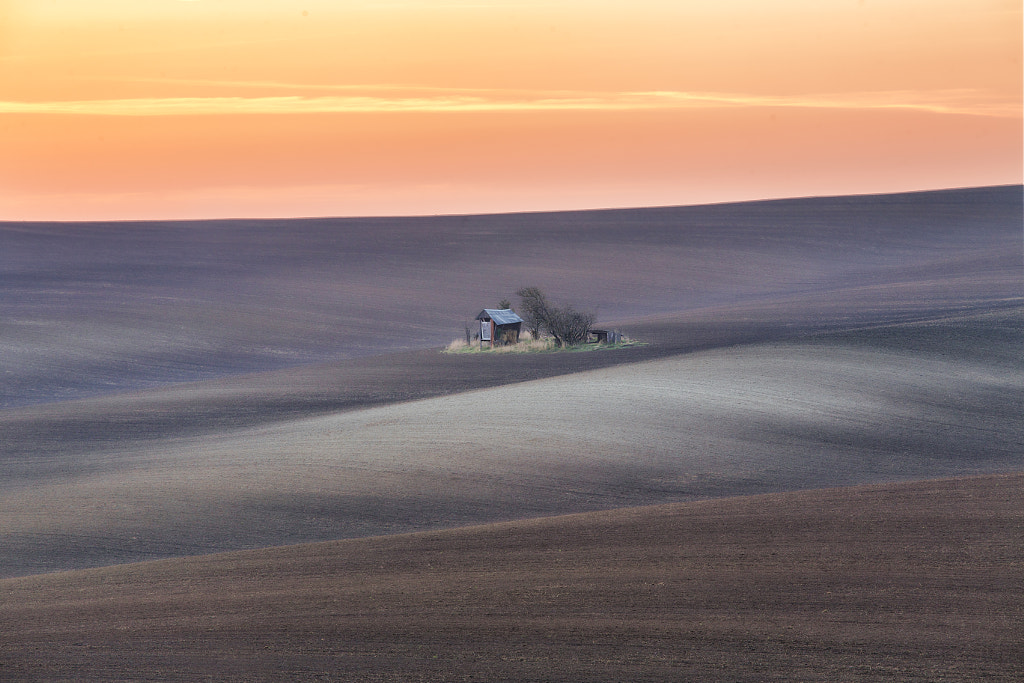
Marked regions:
[545,305,595,347]
[515,286,549,340]
[516,286,594,346]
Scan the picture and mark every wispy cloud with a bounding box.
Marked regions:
[89,76,510,95]
[648,89,1021,118]
[0,89,1017,118]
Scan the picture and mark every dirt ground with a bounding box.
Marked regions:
[0,187,1021,679]
[1,305,1020,577]
[1,186,1022,576]
[2,186,1020,408]
[1,474,1021,681]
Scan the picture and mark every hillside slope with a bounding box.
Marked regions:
[2,474,1021,682]
[2,306,1020,577]
[2,186,1020,407]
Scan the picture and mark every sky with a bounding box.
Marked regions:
[1,0,1020,221]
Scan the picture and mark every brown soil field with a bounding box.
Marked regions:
[2,305,1020,577]
[0,187,1021,678]
[1,474,1021,682]
[1,186,1022,576]
[2,186,1020,408]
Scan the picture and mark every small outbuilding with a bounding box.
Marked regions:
[590,329,622,344]
[476,308,524,346]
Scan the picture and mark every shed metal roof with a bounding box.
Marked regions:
[477,308,524,325]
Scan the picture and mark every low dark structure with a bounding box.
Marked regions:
[476,309,524,347]
[591,329,622,344]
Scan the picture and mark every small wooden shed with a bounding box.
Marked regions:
[476,308,524,346]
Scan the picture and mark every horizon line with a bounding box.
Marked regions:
[3,184,1018,225]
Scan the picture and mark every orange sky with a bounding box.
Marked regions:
[1,0,1020,221]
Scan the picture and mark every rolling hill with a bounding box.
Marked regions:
[0,186,1021,679]
[1,474,1020,681]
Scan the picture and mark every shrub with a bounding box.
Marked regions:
[515,286,594,347]
[545,305,595,347]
